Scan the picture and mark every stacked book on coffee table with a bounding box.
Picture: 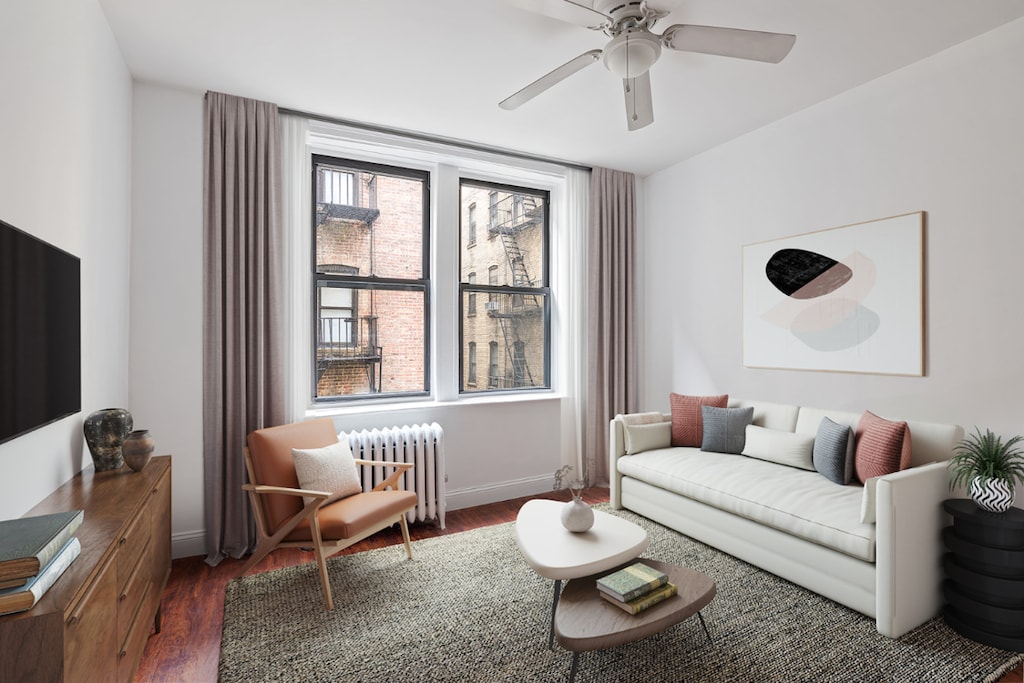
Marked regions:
[0,510,84,616]
[596,561,678,615]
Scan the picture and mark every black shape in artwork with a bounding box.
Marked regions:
[765,248,852,299]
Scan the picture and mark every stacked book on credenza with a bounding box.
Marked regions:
[596,561,678,615]
[0,510,84,617]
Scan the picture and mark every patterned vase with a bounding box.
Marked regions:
[83,408,133,471]
[122,429,155,472]
[560,496,594,533]
[971,477,1015,513]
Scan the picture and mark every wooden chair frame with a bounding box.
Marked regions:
[239,448,415,610]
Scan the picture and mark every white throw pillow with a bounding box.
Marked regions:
[623,421,672,454]
[861,476,879,524]
[741,425,816,471]
[292,440,362,506]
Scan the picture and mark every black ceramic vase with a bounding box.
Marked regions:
[83,408,133,471]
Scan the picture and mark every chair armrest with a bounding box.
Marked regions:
[243,483,331,500]
[355,460,414,492]
[874,460,951,637]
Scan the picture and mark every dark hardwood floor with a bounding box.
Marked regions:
[133,487,608,682]
[133,487,1023,683]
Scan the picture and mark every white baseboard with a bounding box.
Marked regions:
[445,474,552,511]
[172,529,206,560]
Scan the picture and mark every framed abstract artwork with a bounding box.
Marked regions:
[742,212,924,376]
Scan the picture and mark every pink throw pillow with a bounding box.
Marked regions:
[854,410,913,483]
[670,393,729,447]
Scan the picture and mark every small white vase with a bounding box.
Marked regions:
[971,476,1015,513]
[560,497,594,532]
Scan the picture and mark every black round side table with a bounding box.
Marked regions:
[942,498,1024,650]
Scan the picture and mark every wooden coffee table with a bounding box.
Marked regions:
[515,499,649,647]
[555,559,716,682]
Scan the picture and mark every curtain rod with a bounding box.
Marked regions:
[278,106,593,173]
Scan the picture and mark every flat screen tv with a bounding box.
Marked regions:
[0,218,81,445]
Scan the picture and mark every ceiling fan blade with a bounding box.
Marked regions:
[506,0,612,30]
[499,49,603,110]
[623,71,654,131]
[662,24,796,63]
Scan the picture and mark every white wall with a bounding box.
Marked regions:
[129,83,206,554]
[642,18,1024,441]
[131,85,569,558]
[0,0,132,519]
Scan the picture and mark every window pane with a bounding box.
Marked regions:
[315,160,424,280]
[316,286,425,399]
[461,290,547,392]
[461,183,545,288]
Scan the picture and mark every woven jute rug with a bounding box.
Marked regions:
[220,507,1022,682]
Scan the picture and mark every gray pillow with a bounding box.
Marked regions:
[700,405,754,454]
[813,417,855,484]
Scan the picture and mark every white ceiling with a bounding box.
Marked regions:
[97,0,1024,176]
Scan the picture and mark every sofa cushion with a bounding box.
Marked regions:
[854,411,912,483]
[292,440,362,506]
[624,421,672,454]
[741,426,815,470]
[670,393,728,447]
[616,448,874,562]
[814,417,855,485]
[700,406,753,454]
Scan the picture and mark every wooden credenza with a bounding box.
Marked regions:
[0,456,171,683]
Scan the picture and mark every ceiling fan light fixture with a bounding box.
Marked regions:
[602,29,661,79]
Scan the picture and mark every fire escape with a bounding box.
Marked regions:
[315,200,383,392]
[487,194,543,388]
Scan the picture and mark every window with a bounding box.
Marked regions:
[467,202,477,247]
[318,167,354,205]
[488,342,499,389]
[312,155,429,401]
[467,272,476,316]
[467,342,477,386]
[460,179,550,393]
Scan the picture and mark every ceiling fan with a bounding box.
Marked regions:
[500,0,796,131]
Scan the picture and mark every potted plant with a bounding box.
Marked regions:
[949,427,1024,513]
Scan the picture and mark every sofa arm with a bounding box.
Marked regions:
[874,460,951,637]
[609,418,628,509]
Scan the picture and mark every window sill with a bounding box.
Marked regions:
[303,389,561,420]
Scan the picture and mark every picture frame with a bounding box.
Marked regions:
[742,212,924,376]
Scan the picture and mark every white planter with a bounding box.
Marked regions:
[970,477,1015,513]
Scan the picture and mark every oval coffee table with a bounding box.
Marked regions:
[555,559,716,682]
[515,499,650,648]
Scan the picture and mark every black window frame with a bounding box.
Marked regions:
[311,154,431,403]
[458,177,551,394]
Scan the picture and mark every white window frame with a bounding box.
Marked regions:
[291,120,579,415]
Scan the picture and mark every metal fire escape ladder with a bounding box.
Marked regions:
[489,195,542,387]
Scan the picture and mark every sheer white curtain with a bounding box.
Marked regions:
[559,167,591,482]
[280,115,310,422]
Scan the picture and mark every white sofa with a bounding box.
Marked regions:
[609,398,964,638]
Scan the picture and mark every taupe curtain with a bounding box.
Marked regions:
[584,167,638,485]
[203,92,287,565]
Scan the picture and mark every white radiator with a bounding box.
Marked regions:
[345,423,446,529]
